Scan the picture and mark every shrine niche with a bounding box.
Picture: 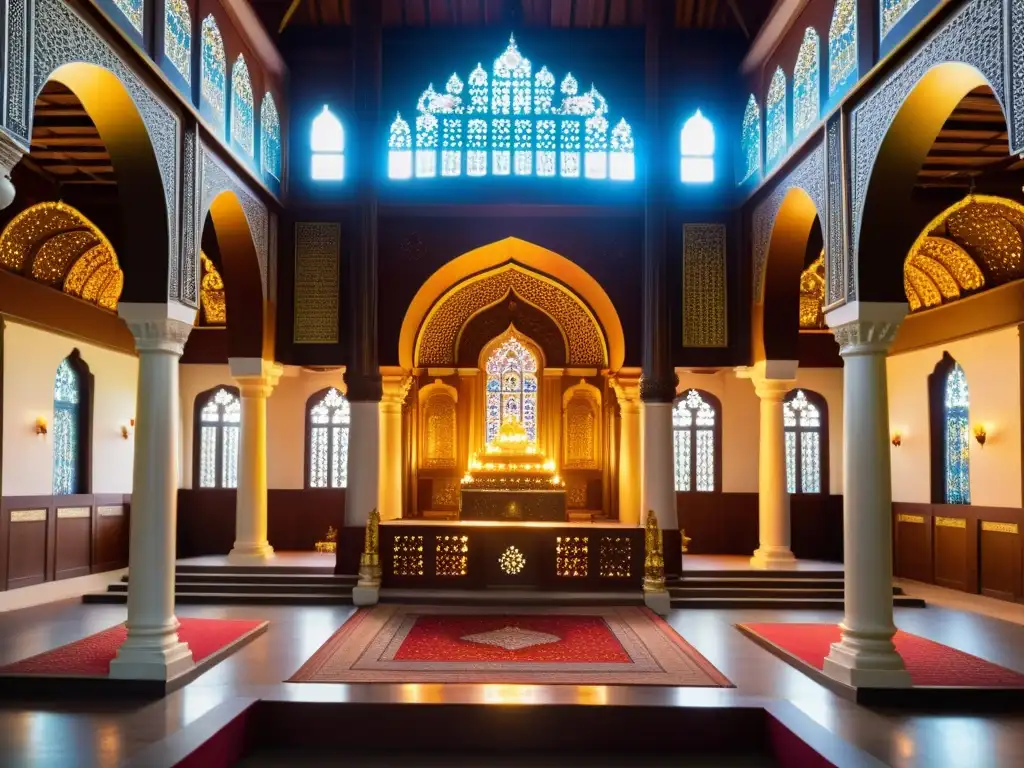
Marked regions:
[419,380,457,469]
[563,380,602,471]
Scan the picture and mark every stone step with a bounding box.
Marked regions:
[123,573,358,587]
[83,591,354,605]
[175,564,336,576]
[671,577,846,590]
[109,581,355,595]
[670,595,927,609]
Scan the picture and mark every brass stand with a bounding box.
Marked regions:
[357,508,381,588]
[643,510,666,592]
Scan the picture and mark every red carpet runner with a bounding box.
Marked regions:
[0,618,265,677]
[742,623,1024,687]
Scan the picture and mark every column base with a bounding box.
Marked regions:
[643,589,671,617]
[352,585,380,606]
[822,625,912,688]
[228,542,275,565]
[749,547,797,569]
[109,623,194,681]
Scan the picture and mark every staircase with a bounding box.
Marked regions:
[83,563,357,605]
[668,568,925,609]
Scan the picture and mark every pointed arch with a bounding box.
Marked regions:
[928,353,971,505]
[231,55,254,156]
[260,93,281,180]
[481,328,542,446]
[828,0,857,94]
[164,0,192,83]
[680,110,715,183]
[765,67,788,168]
[784,389,829,494]
[740,94,762,183]
[305,387,350,488]
[563,379,602,470]
[793,28,820,138]
[53,350,92,495]
[201,15,226,124]
[193,386,240,488]
[312,105,345,181]
[672,389,722,493]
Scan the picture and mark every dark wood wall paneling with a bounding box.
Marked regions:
[893,502,1024,602]
[0,494,130,591]
[676,492,843,562]
[177,489,347,557]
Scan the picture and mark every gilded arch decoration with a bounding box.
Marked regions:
[419,379,458,469]
[850,0,1011,272]
[31,0,181,297]
[399,238,625,371]
[199,139,269,295]
[751,138,826,301]
[562,380,602,471]
[417,263,607,368]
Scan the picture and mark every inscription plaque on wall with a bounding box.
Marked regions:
[294,222,341,344]
[682,224,728,348]
[57,507,90,519]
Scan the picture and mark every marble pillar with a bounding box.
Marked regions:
[345,399,380,527]
[379,374,412,520]
[750,360,798,569]
[228,358,283,564]
[109,303,195,681]
[641,400,679,532]
[824,301,911,688]
[612,375,642,526]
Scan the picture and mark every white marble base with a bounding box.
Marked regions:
[228,543,276,565]
[822,635,912,688]
[643,589,671,616]
[750,547,797,570]
[109,639,194,681]
[352,585,380,606]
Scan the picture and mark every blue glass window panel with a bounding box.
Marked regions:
[944,364,971,504]
[231,55,255,156]
[52,359,81,495]
[828,0,857,95]
[165,0,192,84]
[201,16,226,122]
[765,68,787,169]
[740,95,761,183]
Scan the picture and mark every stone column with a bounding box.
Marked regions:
[824,301,911,688]
[612,375,642,526]
[0,130,26,210]
[227,358,283,564]
[110,303,195,681]
[750,360,798,569]
[379,373,412,520]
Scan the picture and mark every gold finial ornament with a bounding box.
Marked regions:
[315,525,339,553]
[643,510,665,592]
[681,528,692,554]
[358,509,381,586]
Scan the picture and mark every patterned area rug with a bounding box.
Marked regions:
[288,605,732,687]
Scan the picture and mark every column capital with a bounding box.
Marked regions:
[611,374,642,412]
[229,358,284,397]
[826,301,906,356]
[380,373,412,407]
[747,360,797,400]
[0,130,26,211]
[119,302,195,355]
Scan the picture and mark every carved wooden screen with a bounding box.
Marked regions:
[420,384,457,469]
[563,383,601,470]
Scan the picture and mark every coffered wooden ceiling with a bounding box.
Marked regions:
[258,0,775,37]
[25,82,114,187]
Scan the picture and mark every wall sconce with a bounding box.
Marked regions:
[35,416,48,437]
[121,418,135,440]
[891,431,902,448]
[974,424,987,447]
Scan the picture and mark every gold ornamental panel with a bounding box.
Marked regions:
[934,517,967,529]
[556,536,589,577]
[682,223,728,347]
[598,536,631,578]
[435,535,469,576]
[563,385,601,471]
[981,521,1019,534]
[421,391,457,469]
[417,264,607,368]
[431,478,459,508]
[896,513,925,524]
[392,535,424,576]
[566,479,588,508]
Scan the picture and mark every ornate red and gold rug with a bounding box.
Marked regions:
[288,605,732,687]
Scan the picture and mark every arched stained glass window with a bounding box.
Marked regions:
[231,55,254,156]
[485,335,539,446]
[784,390,825,494]
[113,0,143,34]
[740,95,761,183]
[312,106,345,181]
[765,68,788,169]
[307,388,350,488]
[680,110,715,183]
[944,363,971,504]
[829,0,857,94]
[53,357,85,495]
[200,16,226,121]
[881,0,920,41]
[793,28,820,139]
[672,390,719,492]
[388,35,634,182]
[196,387,240,489]
[165,0,192,83]
[261,93,281,180]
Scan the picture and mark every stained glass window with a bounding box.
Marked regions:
[200,16,226,122]
[312,106,345,181]
[740,95,761,183]
[260,93,281,180]
[881,0,920,41]
[308,388,350,488]
[485,335,539,446]
[829,0,857,94]
[784,390,824,494]
[793,28,820,139]
[53,358,83,495]
[197,387,240,489]
[672,390,718,492]
[113,0,143,33]
[680,110,715,183]
[765,68,787,169]
[944,363,971,505]
[231,55,254,157]
[388,35,634,181]
[165,0,191,83]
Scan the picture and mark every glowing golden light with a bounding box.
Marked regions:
[798,252,825,329]
[199,252,226,325]
[498,545,526,575]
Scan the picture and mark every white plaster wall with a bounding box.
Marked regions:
[2,321,138,496]
[675,367,844,495]
[887,325,1022,508]
[178,364,345,489]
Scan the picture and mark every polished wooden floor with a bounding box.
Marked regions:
[1,586,1024,767]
